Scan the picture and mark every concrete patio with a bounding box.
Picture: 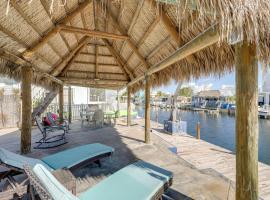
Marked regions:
[0,120,235,200]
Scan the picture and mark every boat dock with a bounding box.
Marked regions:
[147,120,270,199]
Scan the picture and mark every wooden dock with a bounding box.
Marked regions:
[150,122,270,199]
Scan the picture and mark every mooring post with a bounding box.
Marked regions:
[196,122,200,140]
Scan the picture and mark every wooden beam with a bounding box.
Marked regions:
[10,0,62,59]
[66,71,125,76]
[126,25,219,87]
[66,82,120,90]
[59,85,64,123]
[60,43,86,76]
[73,61,118,67]
[58,77,128,85]
[145,75,151,144]
[59,25,129,40]
[127,87,131,126]
[126,17,160,67]
[50,37,89,76]
[20,67,32,154]
[235,40,258,199]
[95,45,98,78]
[39,0,71,52]
[23,0,92,58]
[120,0,145,55]
[80,52,112,58]
[102,39,134,79]
[106,6,150,69]
[0,48,63,85]
[147,0,196,63]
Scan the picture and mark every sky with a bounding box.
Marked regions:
[153,65,263,94]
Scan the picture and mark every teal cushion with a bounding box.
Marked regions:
[32,164,78,200]
[0,148,53,171]
[41,143,114,170]
[78,160,173,200]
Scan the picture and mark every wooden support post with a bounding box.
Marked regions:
[68,86,72,124]
[145,76,151,144]
[21,67,32,154]
[196,122,200,140]
[235,40,258,200]
[127,87,131,126]
[59,86,64,124]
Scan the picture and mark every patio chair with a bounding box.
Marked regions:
[46,112,69,132]
[0,143,114,199]
[92,109,104,128]
[35,116,67,149]
[24,160,173,200]
[0,143,114,174]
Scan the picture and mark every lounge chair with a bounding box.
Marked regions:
[0,143,114,174]
[24,160,173,200]
[0,144,114,199]
[46,112,69,132]
[35,116,67,149]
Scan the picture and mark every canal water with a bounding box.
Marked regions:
[136,107,270,165]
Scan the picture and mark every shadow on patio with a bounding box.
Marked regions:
[0,120,235,199]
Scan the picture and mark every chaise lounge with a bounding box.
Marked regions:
[25,160,173,200]
[0,143,114,174]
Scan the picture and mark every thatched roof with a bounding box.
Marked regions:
[197,90,221,98]
[0,0,269,92]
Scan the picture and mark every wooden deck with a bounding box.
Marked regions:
[0,119,238,199]
[149,121,270,199]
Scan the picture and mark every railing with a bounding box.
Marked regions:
[45,103,119,120]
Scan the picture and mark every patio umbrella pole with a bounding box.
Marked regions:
[145,75,151,144]
[127,87,131,126]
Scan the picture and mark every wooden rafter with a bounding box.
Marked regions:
[61,0,80,45]
[106,5,150,69]
[39,0,71,52]
[120,0,145,55]
[23,0,92,59]
[133,36,170,73]
[50,36,89,76]
[126,25,219,88]
[59,44,87,76]
[126,17,160,67]
[102,39,134,80]
[64,82,120,90]
[58,77,127,85]
[0,48,62,85]
[148,0,196,63]
[66,71,125,76]
[58,25,129,40]
[10,0,62,60]
[80,52,112,58]
[74,61,118,67]
[95,45,99,78]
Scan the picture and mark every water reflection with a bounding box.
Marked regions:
[136,106,270,165]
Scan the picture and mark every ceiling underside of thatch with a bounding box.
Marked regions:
[0,0,269,91]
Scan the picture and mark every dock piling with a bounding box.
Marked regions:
[196,122,200,140]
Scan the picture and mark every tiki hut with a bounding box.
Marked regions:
[0,0,269,199]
